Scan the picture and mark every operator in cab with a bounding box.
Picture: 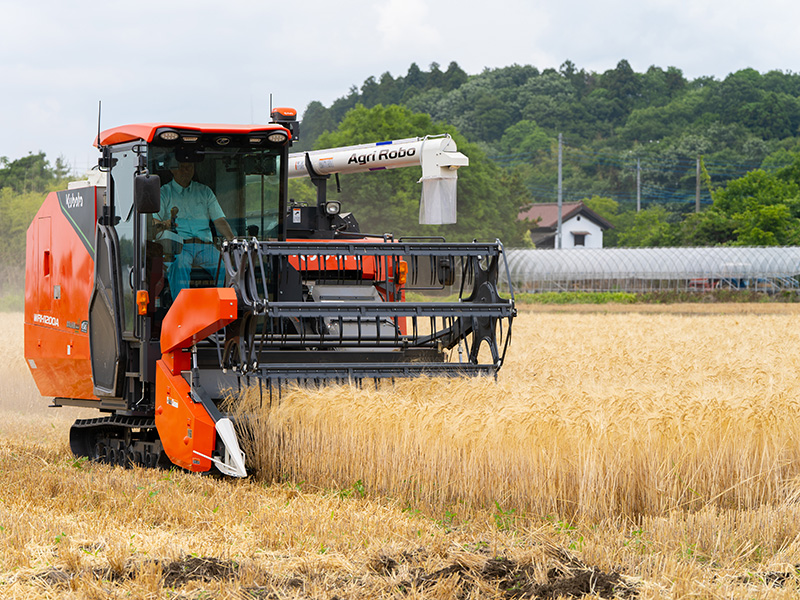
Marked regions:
[153,159,234,299]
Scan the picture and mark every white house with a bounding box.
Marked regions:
[518,202,613,249]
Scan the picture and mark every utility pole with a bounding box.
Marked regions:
[696,156,701,213]
[557,133,563,249]
[636,158,641,212]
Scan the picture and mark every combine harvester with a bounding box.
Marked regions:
[24,108,515,477]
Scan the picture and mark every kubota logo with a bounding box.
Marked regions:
[33,313,59,327]
[65,192,83,209]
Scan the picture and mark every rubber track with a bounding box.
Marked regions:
[71,414,155,431]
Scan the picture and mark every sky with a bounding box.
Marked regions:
[2,0,798,175]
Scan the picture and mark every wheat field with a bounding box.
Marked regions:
[235,304,800,521]
[4,306,800,598]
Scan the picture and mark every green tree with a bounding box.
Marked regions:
[297,101,337,152]
[0,187,45,264]
[497,120,551,156]
[583,195,619,222]
[615,206,677,247]
[680,154,800,246]
[442,61,468,91]
[0,152,70,194]
[732,203,800,245]
[712,168,799,215]
[679,209,738,246]
[598,59,642,120]
[0,152,71,300]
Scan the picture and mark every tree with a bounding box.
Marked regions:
[442,61,468,91]
[733,203,800,245]
[297,101,337,152]
[615,206,677,247]
[712,168,799,215]
[679,209,738,246]
[584,195,619,222]
[0,188,49,275]
[520,71,576,131]
[497,120,550,156]
[597,59,642,123]
[679,154,800,246]
[0,152,70,194]
[404,63,425,89]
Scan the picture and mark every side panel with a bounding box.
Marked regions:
[24,189,100,400]
[154,362,215,473]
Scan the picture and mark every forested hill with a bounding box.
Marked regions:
[300,60,800,153]
[297,60,800,247]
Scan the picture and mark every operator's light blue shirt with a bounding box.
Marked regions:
[158,179,225,243]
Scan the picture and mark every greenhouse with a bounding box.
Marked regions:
[502,247,800,293]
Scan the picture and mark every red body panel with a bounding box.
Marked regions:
[160,287,238,354]
[286,253,379,278]
[284,236,403,284]
[24,189,99,400]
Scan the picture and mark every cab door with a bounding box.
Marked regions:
[88,148,139,399]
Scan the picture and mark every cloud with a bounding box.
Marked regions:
[377,0,442,49]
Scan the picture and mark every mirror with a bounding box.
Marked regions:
[134,173,161,213]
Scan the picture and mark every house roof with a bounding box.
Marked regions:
[518,202,613,230]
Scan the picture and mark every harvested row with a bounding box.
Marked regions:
[234,309,800,521]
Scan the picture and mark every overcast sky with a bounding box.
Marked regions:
[2,0,798,174]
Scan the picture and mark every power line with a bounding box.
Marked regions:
[492,147,789,211]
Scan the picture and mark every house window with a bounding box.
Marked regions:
[572,232,588,247]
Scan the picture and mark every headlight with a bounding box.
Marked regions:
[267,132,288,143]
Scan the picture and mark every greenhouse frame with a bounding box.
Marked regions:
[502,247,800,293]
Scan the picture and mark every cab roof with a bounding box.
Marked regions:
[97,123,290,147]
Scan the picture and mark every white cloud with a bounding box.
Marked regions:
[377,0,442,48]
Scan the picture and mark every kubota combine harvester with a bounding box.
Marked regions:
[24,108,515,477]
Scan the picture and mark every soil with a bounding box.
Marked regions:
[403,556,638,599]
[738,567,800,587]
[31,556,239,589]
[28,551,639,598]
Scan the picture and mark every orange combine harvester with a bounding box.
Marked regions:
[24,109,515,477]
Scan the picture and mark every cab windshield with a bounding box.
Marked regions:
[144,144,283,319]
[147,145,283,243]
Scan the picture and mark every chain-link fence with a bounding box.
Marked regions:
[502,247,800,294]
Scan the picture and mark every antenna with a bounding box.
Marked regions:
[96,100,102,151]
[269,93,273,117]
